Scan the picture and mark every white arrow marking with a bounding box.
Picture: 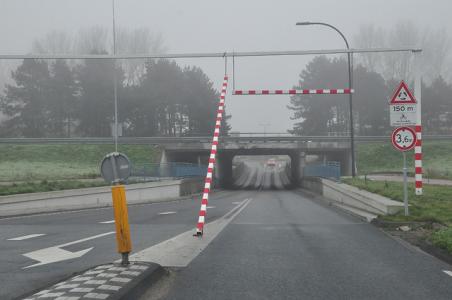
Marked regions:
[22,231,114,269]
[444,270,452,277]
[8,234,46,241]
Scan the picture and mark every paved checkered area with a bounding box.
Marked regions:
[23,262,151,300]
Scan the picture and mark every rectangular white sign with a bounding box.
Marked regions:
[390,104,417,126]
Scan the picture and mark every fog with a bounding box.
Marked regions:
[0,0,451,132]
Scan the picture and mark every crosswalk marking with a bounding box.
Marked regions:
[7,234,46,241]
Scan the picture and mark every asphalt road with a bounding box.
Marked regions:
[144,190,452,300]
[0,189,255,300]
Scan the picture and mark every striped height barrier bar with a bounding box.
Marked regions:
[415,127,422,194]
[195,75,228,236]
[233,89,354,95]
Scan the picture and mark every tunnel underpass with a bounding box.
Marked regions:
[232,155,293,190]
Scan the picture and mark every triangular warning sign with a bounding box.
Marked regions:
[390,81,416,104]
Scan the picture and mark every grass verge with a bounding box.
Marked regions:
[343,178,452,254]
[0,180,108,196]
[0,144,160,182]
[357,141,452,179]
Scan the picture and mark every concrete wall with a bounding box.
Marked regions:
[301,177,404,216]
[0,178,203,217]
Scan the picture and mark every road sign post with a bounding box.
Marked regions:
[100,152,132,265]
[389,80,422,196]
[391,127,417,216]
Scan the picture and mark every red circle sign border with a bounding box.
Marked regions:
[391,126,417,152]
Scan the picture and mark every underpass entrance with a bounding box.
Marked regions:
[232,155,292,190]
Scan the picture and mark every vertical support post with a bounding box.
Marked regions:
[402,151,409,216]
[112,185,132,265]
[348,51,356,177]
[414,50,423,195]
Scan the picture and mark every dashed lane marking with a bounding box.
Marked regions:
[99,220,115,224]
[232,198,250,205]
[7,234,46,241]
[444,270,452,277]
[206,206,215,209]
[158,211,177,215]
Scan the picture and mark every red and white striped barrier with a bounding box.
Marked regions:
[415,125,422,195]
[195,75,228,236]
[233,89,354,95]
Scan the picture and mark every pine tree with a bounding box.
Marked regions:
[0,59,51,137]
[48,60,78,137]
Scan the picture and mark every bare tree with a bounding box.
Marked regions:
[32,30,74,54]
[116,27,166,85]
[75,26,110,54]
[353,24,386,73]
[354,21,452,83]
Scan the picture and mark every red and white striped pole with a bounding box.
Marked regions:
[414,50,423,195]
[195,75,228,236]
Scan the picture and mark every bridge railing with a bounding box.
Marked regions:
[0,135,450,144]
[304,161,341,181]
[130,162,207,181]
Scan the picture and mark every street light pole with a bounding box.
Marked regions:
[296,22,356,177]
[112,0,118,152]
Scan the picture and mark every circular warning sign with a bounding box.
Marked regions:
[391,127,417,151]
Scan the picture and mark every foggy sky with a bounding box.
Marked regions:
[0,0,450,132]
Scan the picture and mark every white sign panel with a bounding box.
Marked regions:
[390,104,417,126]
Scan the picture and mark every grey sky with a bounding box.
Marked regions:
[0,0,450,132]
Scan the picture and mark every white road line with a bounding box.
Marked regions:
[158,211,177,215]
[232,198,250,205]
[206,206,215,209]
[99,220,115,224]
[129,198,252,267]
[444,270,452,277]
[8,234,46,241]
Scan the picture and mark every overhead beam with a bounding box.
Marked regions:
[0,47,422,60]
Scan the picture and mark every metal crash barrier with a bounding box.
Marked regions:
[131,162,207,180]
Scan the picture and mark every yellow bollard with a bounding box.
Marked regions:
[111,185,132,264]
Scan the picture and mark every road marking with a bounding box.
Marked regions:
[7,233,46,241]
[158,211,177,215]
[99,220,115,224]
[206,206,215,209]
[444,270,452,277]
[128,198,252,267]
[22,231,115,269]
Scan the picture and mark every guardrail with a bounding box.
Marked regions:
[0,135,451,144]
[131,163,207,181]
[304,161,341,181]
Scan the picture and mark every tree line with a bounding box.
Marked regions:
[289,21,452,136]
[0,57,229,137]
[0,27,229,138]
[288,56,452,136]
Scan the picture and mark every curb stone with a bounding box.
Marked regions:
[19,262,165,300]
